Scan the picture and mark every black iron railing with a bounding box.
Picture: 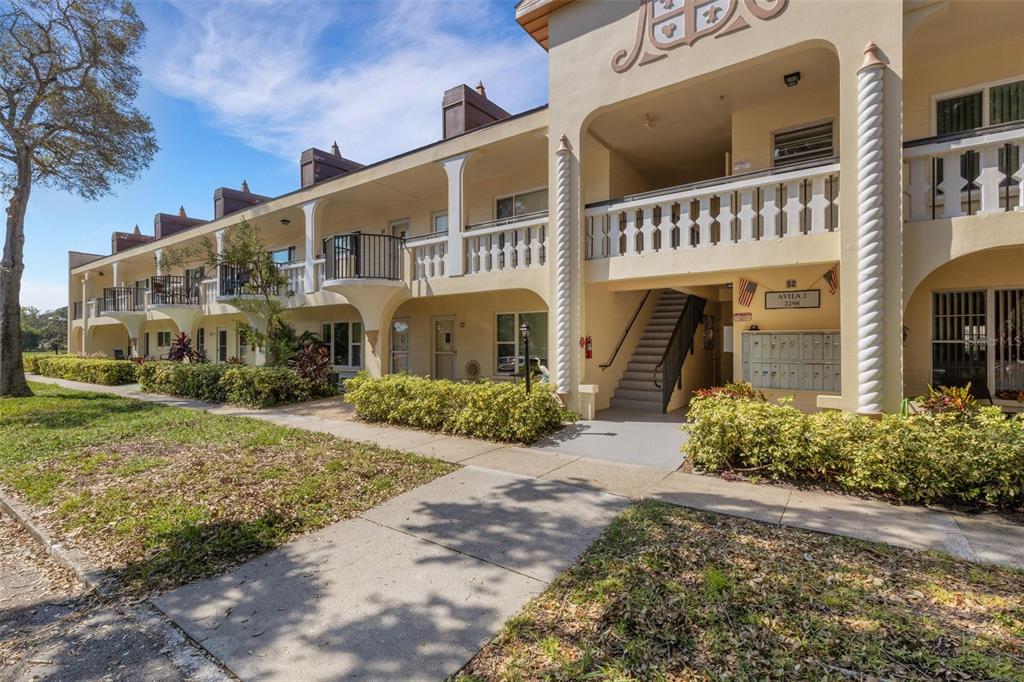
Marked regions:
[150,275,199,305]
[218,264,249,297]
[101,286,145,313]
[322,233,403,281]
[653,295,707,413]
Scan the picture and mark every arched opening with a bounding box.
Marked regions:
[904,246,1024,408]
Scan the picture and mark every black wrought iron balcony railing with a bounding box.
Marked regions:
[150,275,200,305]
[322,233,403,281]
[101,286,145,313]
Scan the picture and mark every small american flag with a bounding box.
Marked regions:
[823,264,840,295]
[737,278,758,307]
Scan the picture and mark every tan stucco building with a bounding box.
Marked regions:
[69,0,1024,417]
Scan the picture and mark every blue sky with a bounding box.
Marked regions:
[21,0,549,310]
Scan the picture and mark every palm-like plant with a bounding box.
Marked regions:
[167,332,195,362]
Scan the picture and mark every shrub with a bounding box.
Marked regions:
[24,354,43,374]
[685,390,1024,507]
[344,372,575,444]
[138,361,334,408]
[167,332,196,362]
[34,356,139,385]
[289,342,331,384]
[220,365,334,408]
[917,384,978,415]
[138,361,229,403]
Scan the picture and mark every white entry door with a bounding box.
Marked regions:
[433,317,456,380]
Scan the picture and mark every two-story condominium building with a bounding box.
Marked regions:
[68,0,1023,420]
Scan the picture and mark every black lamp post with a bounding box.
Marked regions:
[520,319,531,394]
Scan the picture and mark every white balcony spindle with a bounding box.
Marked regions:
[938,151,965,218]
[639,206,655,253]
[782,181,803,237]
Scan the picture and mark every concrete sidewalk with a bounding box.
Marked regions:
[154,467,627,681]
[28,375,1024,570]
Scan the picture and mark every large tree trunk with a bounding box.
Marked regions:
[0,154,32,397]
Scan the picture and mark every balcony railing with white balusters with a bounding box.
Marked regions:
[904,122,1023,222]
[409,232,449,280]
[464,212,547,274]
[585,160,840,260]
[277,261,305,295]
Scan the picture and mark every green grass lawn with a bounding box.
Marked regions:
[0,382,455,593]
[460,502,1024,681]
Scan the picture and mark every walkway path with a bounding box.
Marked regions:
[17,376,1024,679]
[26,376,1024,569]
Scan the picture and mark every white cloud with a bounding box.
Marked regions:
[151,0,548,163]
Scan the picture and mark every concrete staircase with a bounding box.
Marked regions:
[610,290,689,411]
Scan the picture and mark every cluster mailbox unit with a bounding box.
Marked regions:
[741,331,842,392]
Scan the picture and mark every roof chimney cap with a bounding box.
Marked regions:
[476,81,486,97]
[331,141,340,156]
[178,206,187,217]
[133,224,142,235]
[241,179,250,193]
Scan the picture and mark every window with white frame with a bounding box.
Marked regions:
[269,246,297,264]
[197,328,205,354]
[217,328,228,363]
[391,319,409,373]
[157,331,171,347]
[237,330,249,363]
[495,312,549,376]
[496,188,548,220]
[322,321,362,368]
[431,211,448,234]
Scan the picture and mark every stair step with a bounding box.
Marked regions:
[614,388,662,401]
[618,379,657,391]
[610,397,663,411]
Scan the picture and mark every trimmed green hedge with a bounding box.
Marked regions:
[138,362,229,403]
[34,356,139,385]
[344,372,575,444]
[138,361,334,408]
[685,392,1024,507]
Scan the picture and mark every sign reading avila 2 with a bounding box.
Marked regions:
[765,290,821,309]
[612,0,789,74]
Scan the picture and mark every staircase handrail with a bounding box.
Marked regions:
[599,290,652,370]
[653,295,707,413]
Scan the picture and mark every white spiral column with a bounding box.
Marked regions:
[856,43,885,414]
[554,135,573,395]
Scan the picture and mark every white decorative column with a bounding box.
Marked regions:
[554,135,573,396]
[214,228,227,295]
[81,273,90,354]
[301,199,319,292]
[154,248,163,277]
[112,261,120,288]
[856,43,885,414]
[439,153,471,277]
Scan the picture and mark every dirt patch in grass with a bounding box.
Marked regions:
[459,502,1024,681]
[1,383,455,594]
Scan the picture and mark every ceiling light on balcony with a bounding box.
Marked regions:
[280,218,291,225]
[644,113,656,129]
[784,71,801,87]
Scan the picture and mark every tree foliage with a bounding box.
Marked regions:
[20,305,65,350]
[1,0,157,396]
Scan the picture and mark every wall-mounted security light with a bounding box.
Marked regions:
[784,71,801,87]
[280,218,291,225]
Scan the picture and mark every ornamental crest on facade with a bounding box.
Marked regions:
[612,0,789,73]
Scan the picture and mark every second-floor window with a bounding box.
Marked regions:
[496,189,548,220]
[432,211,448,234]
[936,78,1024,135]
[269,246,297,264]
